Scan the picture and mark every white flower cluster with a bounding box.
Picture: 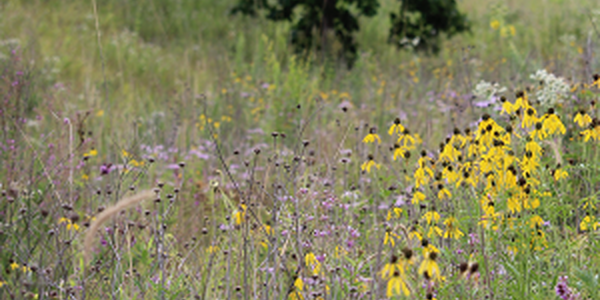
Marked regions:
[473,80,507,101]
[529,69,569,106]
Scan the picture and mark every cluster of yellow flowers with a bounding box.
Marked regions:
[359,84,600,297]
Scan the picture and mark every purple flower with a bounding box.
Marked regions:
[166,163,180,170]
[555,276,579,300]
[468,233,480,246]
[346,239,355,248]
[100,163,113,175]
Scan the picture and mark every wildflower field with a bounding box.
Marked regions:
[2,0,600,299]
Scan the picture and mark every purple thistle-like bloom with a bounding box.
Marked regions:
[555,276,579,300]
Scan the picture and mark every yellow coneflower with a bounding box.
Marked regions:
[574,109,592,128]
[529,215,544,229]
[593,74,600,88]
[384,228,401,246]
[522,106,538,128]
[363,127,381,144]
[422,211,441,224]
[490,20,500,30]
[542,108,566,135]
[398,128,417,150]
[305,252,321,275]
[500,96,516,115]
[530,122,547,140]
[381,254,401,279]
[361,154,380,173]
[525,138,543,158]
[520,152,539,175]
[389,118,405,136]
[419,251,441,282]
[288,277,304,300]
[513,90,528,111]
[412,191,426,205]
[580,215,600,231]
[58,217,80,231]
[442,165,459,184]
[392,143,407,161]
[439,143,461,163]
[443,216,464,239]
[386,207,403,221]
[387,270,410,297]
[437,184,452,200]
[553,165,569,181]
[233,204,247,225]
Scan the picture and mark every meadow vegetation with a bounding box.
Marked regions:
[1,0,600,299]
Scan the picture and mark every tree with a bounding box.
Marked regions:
[389,0,470,53]
[232,0,470,66]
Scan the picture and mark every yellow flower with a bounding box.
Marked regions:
[10,262,19,270]
[437,186,451,200]
[388,118,405,135]
[574,110,592,128]
[443,217,464,239]
[542,109,565,135]
[384,229,401,246]
[288,277,304,300]
[392,144,408,160]
[386,271,410,297]
[522,106,538,128]
[490,20,500,30]
[381,255,403,279]
[553,167,569,181]
[233,204,247,225]
[514,91,528,110]
[419,251,441,281]
[363,128,381,144]
[67,223,80,231]
[442,165,459,184]
[88,148,98,157]
[0,280,5,288]
[530,122,547,140]
[361,155,380,173]
[387,207,403,221]
[319,92,329,100]
[305,252,321,275]
[398,129,417,150]
[206,245,219,254]
[412,191,426,205]
[580,215,600,231]
[525,139,543,159]
[439,143,460,163]
[59,217,80,231]
[422,211,441,224]
[529,215,544,229]
[520,152,539,175]
[96,110,104,117]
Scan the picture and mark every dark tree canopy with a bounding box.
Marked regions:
[232,0,470,66]
[389,0,470,53]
